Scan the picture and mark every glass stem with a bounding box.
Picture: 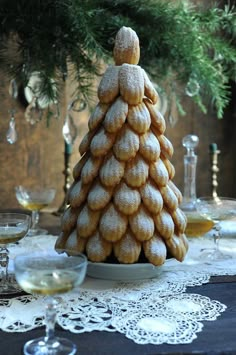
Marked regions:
[31,210,39,230]
[213,223,221,250]
[0,247,10,283]
[44,297,58,343]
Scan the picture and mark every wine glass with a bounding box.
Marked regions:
[0,213,31,294]
[14,252,87,355]
[195,197,236,260]
[15,186,56,236]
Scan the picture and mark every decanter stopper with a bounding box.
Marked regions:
[181,134,199,211]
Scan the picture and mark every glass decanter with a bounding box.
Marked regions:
[181,134,214,238]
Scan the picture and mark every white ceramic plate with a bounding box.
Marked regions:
[87,261,166,281]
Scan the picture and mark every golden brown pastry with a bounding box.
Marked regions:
[81,156,103,184]
[159,185,178,211]
[65,229,87,255]
[129,205,154,241]
[86,231,112,262]
[77,204,100,238]
[161,156,175,180]
[143,234,167,266]
[61,207,78,234]
[114,181,141,215]
[68,180,90,209]
[98,65,120,104]
[139,130,161,162]
[88,102,110,131]
[144,98,166,134]
[79,130,96,156]
[124,154,149,187]
[149,158,169,187]
[171,207,187,235]
[113,229,141,263]
[127,101,151,134]
[142,69,159,105]
[87,179,113,211]
[168,180,183,204]
[119,64,144,105]
[158,135,174,160]
[72,153,89,180]
[113,26,140,65]
[113,123,139,161]
[99,202,128,242]
[139,179,163,214]
[99,153,125,187]
[54,231,68,253]
[104,96,128,133]
[166,234,186,262]
[153,208,174,240]
[90,127,116,157]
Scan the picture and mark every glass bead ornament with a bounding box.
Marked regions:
[185,76,200,97]
[6,110,17,144]
[25,97,43,125]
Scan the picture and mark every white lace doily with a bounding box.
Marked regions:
[1,234,236,345]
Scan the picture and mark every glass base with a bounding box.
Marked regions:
[26,228,49,237]
[0,274,23,295]
[200,248,232,261]
[24,336,77,355]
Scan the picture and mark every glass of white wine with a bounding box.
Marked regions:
[14,252,87,355]
[15,186,56,236]
[0,212,31,294]
[195,197,236,260]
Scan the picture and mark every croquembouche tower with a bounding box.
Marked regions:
[55,26,188,265]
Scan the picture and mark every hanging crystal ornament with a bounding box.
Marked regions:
[62,102,79,145]
[185,75,200,97]
[6,110,17,144]
[71,98,87,113]
[25,96,43,125]
[8,79,18,99]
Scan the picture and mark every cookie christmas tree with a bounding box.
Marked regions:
[55,26,188,265]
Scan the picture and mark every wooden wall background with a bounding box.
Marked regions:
[0,1,235,211]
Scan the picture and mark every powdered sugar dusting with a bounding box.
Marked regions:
[139,130,161,161]
[129,206,154,241]
[90,127,115,156]
[87,181,112,210]
[148,235,167,258]
[113,124,139,161]
[114,182,141,214]
[119,64,144,105]
[99,203,128,241]
[99,154,125,186]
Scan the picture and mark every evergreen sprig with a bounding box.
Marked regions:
[0,0,235,119]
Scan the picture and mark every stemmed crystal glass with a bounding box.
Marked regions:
[195,197,236,260]
[15,186,56,236]
[0,213,31,294]
[14,252,87,355]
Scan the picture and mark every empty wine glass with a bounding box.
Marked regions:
[15,186,56,236]
[195,197,236,260]
[14,252,87,355]
[0,213,31,294]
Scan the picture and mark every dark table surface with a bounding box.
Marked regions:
[1,211,236,355]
